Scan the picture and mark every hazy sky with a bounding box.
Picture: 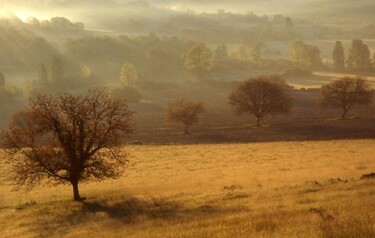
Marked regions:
[0,0,373,26]
[0,0,310,19]
[144,0,304,14]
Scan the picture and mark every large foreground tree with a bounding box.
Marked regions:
[321,76,372,119]
[229,76,292,127]
[0,89,134,201]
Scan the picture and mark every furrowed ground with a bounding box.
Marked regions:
[0,140,374,237]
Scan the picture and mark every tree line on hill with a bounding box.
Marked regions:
[1,22,375,102]
[332,40,374,72]
[1,36,375,117]
[26,16,84,31]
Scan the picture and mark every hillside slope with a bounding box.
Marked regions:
[0,140,374,237]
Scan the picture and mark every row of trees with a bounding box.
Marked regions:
[290,41,322,69]
[0,75,373,201]
[183,38,375,84]
[182,43,266,82]
[23,56,103,97]
[289,39,375,71]
[167,76,373,132]
[27,16,84,31]
[332,40,373,71]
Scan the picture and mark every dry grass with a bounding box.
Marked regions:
[1,140,375,237]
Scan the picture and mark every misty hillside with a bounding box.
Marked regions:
[0,0,374,107]
[1,1,375,238]
[2,0,374,31]
[0,24,58,73]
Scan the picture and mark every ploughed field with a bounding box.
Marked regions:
[0,139,375,237]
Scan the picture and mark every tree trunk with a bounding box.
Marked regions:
[72,181,81,201]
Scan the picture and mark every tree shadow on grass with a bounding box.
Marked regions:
[65,196,249,224]
[80,197,181,223]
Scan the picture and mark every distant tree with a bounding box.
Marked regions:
[22,80,33,97]
[217,9,225,16]
[120,63,138,87]
[167,99,205,134]
[347,39,371,71]
[250,42,264,64]
[272,14,284,24]
[40,20,50,28]
[26,17,40,26]
[213,44,229,65]
[285,17,294,34]
[290,41,304,63]
[81,65,92,79]
[51,56,64,82]
[332,41,345,71]
[0,72,5,87]
[183,44,213,81]
[116,63,142,102]
[50,17,74,29]
[307,46,321,69]
[290,41,322,69]
[321,77,372,119]
[229,76,292,127]
[74,22,85,31]
[3,82,16,96]
[38,63,48,83]
[0,89,134,201]
[236,44,249,63]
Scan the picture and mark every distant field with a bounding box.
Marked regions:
[284,71,375,89]
[313,72,375,84]
[0,140,374,237]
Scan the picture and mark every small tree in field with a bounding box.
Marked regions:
[0,89,133,201]
[229,76,292,127]
[167,99,205,134]
[321,77,372,119]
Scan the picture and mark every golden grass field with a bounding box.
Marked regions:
[1,140,375,237]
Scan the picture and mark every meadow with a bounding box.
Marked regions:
[0,140,374,237]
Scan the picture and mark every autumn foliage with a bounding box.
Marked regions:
[0,89,133,201]
[229,76,292,127]
[167,99,205,134]
[321,76,372,119]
